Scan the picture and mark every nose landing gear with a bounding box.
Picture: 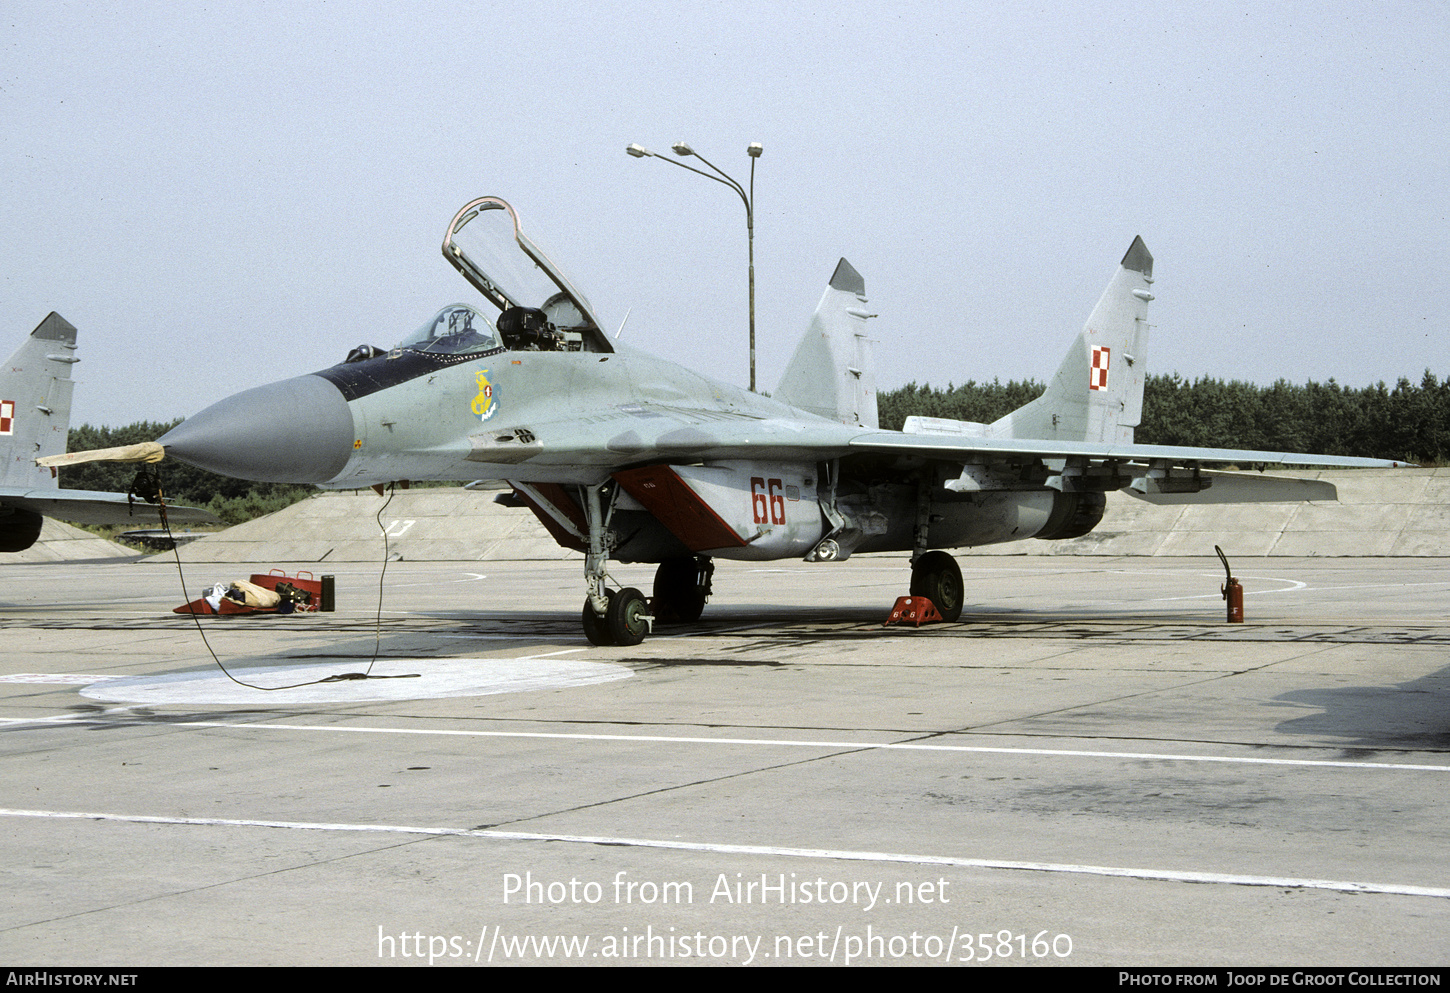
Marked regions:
[578,482,652,646]
[582,587,651,646]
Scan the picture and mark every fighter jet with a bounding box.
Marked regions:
[41,198,1404,640]
[2,313,217,552]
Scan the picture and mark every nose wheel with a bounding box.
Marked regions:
[582,590,614,645]
[582,588,650,646]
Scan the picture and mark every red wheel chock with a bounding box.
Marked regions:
[883,596,944,627]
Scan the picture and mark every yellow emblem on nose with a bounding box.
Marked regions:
[472,369,498,421]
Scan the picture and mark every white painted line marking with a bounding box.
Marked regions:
[1150,576,1306,602]
[0,708,138,727]
[2,806,1444,899]
[427,635,605,642]
[78,657,629,705]
[64,718,1450,773]
[1148,577,1450,603]
[0,674,124,684]
[388,573,488,589]
[1288,581,1450,592]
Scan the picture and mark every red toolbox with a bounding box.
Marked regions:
[174,570,333,615]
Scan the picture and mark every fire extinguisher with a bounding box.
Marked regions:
[1216,545,1243,623]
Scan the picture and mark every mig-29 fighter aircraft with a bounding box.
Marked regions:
[42,197,1404,642]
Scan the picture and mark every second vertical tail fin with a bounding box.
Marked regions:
[992,237,1153,444]
[775,259,879,429]
[2,313,78,490]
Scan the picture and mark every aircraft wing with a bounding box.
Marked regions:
[476,405,1401,492]
[486,405,1405,471]
[843,431,1408,470]
[0,489,219,527]
[836,430,1403,503]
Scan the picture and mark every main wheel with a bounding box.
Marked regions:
[910,550,964,622]
[652,557,708,623]
[606,587,650,646]
[582,590,616,646]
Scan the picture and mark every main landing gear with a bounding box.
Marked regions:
[909,550,963,623]
[651,555,714,623]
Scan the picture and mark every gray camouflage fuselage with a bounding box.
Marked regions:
[133,196,1409,647]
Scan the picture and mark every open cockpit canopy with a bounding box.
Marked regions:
[441,197,611,353]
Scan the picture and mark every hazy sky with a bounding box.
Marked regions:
[3,1,1445,427]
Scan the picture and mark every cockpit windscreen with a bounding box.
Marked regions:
[395,304,500,356]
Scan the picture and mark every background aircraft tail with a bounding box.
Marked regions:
[2,313,78,490]
[775,258,878,429]
[992,237,1154,444]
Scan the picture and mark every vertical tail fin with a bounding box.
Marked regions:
[775,259,878,428]
[993,237,1153,443]
[2,313,78,490]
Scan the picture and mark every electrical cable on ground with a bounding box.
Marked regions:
[150,469,418,690]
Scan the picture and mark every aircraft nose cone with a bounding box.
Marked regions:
[160,375,354,483]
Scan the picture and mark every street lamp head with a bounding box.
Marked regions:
[625,138,759,392]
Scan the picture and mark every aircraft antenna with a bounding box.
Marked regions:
[615,307,633,340]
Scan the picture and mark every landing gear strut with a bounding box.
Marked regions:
[579,483,652,646]
[910,550,963,622]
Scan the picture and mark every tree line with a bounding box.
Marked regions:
[880,371,1448,464]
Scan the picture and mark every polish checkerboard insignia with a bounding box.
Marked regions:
[1089,346,1110,391]
[0,400,13,436]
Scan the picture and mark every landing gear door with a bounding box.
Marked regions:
[442,197,613,354]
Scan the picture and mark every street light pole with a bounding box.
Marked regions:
[626,141,763,392]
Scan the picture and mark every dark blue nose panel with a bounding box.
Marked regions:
[160,375,355,483]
